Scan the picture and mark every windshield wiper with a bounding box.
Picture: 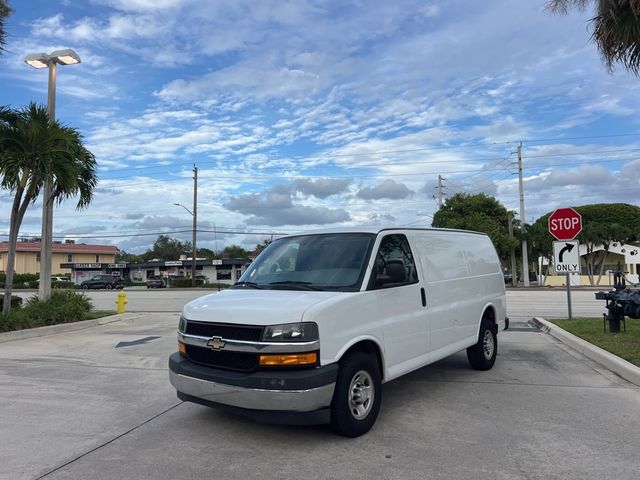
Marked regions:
[232,281,263,289]
[268,281,323,291]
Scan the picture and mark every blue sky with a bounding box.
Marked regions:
[1,0,639,253]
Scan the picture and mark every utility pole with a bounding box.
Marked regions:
[214,223,217,255]
[437,175,444,208]
[191,165,198,288]
[508,212,517,288]
[517,142,529,287]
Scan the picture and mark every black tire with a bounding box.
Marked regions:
[330,352,382,437]
[105,284,113,290]
[467,318,497,371]
[81,284,89,290]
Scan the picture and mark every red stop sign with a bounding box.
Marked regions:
[548,208,582,240]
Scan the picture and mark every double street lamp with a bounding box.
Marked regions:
[24,49,81,300]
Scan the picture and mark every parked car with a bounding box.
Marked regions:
[146,275,167,288]
[52,276,72,283]
[169,227,507,437]
[80,274,125,290]
[34,276,72,287]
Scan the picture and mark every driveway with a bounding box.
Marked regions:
[1,313,639,480]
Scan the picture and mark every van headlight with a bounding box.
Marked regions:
[262,322,318,342]
[178,315,187,333]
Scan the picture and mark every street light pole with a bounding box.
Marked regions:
[25,49,81,300]
[173,166,198,289]
[192,166,198,288]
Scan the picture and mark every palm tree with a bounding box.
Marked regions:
[0,1,12,55]
[0,103,97,315]
[547,0,640,76]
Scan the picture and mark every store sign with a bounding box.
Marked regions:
[108,263,127,269]
[74,263,102,269]
[165,261,183,266]
[212,259,223,265]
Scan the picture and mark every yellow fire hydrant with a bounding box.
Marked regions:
[116,291,128,314]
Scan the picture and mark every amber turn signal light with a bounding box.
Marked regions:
[259,352,317,366]
[178,341,186,354]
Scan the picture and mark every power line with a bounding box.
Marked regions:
[0,228,289,240]
[91,155,638,189]
[98,145,640,182]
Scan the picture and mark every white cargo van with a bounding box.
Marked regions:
[169,228,507,437]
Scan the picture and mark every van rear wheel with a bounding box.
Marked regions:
[467,318,497,371]
[330,352,382,437]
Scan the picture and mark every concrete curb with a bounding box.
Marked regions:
[531,317,640,388]
[0,313,133,343]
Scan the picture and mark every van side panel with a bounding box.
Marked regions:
[410,231,505,360]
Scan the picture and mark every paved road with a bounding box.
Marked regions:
[1,313,639,479]
[15,287,609,319]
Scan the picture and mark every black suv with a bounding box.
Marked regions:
[80,274,125,290]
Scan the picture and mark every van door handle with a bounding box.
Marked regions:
[420,288,426,307]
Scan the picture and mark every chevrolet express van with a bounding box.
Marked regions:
[169,228,507,437]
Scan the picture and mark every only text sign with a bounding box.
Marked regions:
[553,241,580,274]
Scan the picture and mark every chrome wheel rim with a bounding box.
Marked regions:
[483,330,495,360]
[348,370,374,420]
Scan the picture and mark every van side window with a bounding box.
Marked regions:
[369,234,418,289]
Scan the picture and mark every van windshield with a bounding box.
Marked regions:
[235,233,375,292]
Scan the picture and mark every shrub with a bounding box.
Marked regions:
[0,273,39,284]
[170,278,205,288]
[0,290,93,332]
[202,283,231,289]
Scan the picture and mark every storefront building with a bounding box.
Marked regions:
[0,241,119,276]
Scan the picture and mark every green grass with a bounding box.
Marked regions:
[551,318,640,367]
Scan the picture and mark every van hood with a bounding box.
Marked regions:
[182,288,343,326]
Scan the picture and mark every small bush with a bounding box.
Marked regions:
[0,273,40,284]
[170,278,205,288]
[202,283,231,289]
[0,290,93,332]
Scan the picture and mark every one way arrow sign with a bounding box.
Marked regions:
[553,241,580,274]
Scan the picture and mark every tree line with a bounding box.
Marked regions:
[115,235,270,263]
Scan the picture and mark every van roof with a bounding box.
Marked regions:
[285,226,487,237]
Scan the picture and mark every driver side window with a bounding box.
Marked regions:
[369,234,418,290]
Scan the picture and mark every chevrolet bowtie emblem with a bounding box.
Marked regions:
[207,336,226,351]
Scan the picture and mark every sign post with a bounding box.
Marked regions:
[548,208,583,319]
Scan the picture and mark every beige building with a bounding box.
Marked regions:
[0,241,119,275]
[540,242,640,287]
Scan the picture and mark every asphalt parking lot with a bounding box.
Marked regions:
[1,300,640,480]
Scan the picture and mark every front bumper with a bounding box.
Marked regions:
[169,352,338,415]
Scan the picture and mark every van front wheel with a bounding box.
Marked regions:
[467,318,497,371]
[330,352,382,437]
